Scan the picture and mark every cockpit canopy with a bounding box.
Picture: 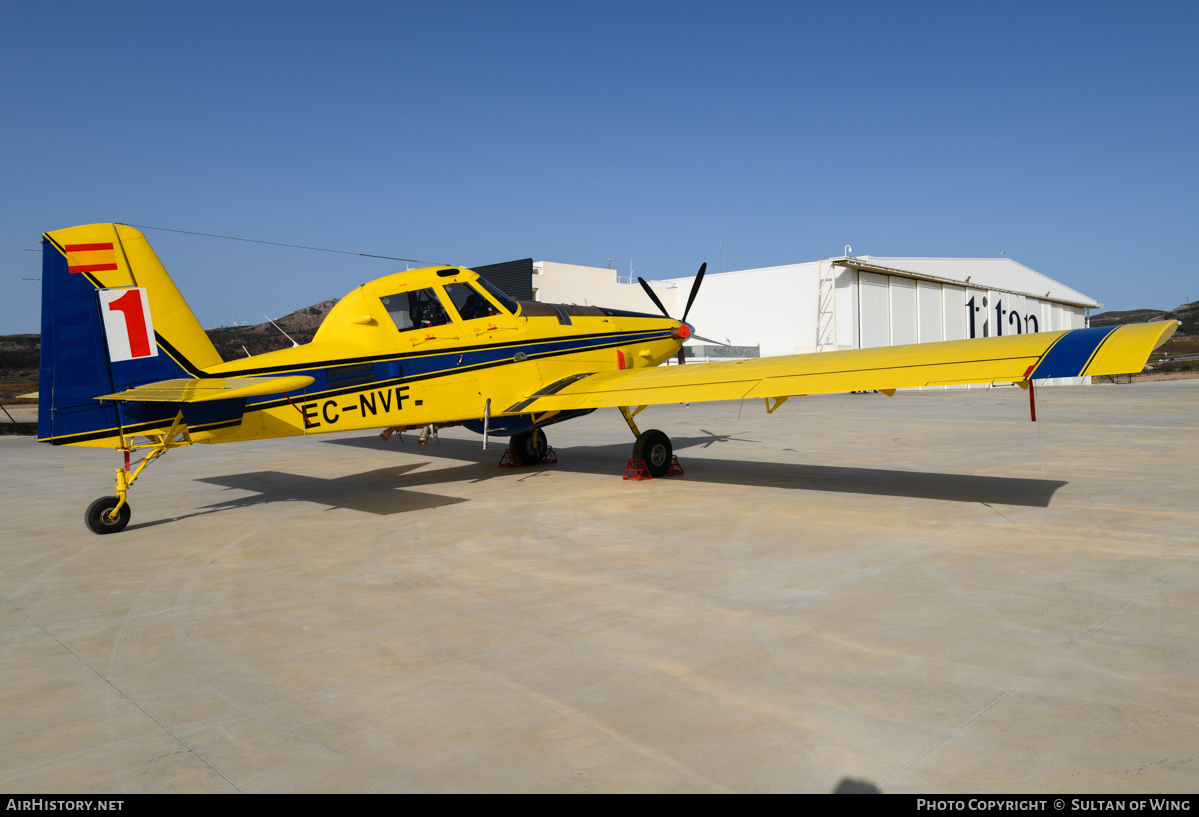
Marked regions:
[378,274,519,333]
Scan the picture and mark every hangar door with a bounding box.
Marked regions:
[858,271,890,348]
[858,271,921,348]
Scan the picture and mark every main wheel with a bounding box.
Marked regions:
[510,428,548,465]
[632,429,673,478]
[85,496,131,535]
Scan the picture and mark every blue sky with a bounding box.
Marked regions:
[3,1,1196,333]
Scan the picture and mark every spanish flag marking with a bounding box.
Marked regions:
[64,242,118,273]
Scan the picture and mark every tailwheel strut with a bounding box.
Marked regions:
[84,412,192,535]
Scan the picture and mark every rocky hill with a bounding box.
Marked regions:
[205,299,337,361]
[0,334,40,399]
[1090,300,1198,335]
[0,334,40,372]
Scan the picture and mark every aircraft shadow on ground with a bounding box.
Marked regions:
[191,463,469,515]
[126,463,469,529]
[319,431,1066,508]
[134,430,1062,525]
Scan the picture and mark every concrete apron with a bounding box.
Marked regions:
[1,381,1197,792]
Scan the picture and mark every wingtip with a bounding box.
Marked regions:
[1154,320,1180,351]
[1084,320,1180,378]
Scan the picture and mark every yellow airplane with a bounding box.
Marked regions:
[39,223,1177,534]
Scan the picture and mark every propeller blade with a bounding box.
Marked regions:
[637,277,671,318]
[681,262,707,323]
[677,349,686,366]
[689,333,730,346]
[637,278,676,319]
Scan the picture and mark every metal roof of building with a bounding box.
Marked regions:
[833,256,1101,308]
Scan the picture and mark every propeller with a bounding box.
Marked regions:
[638,277,671,319]
[680,262,705,323]
[637,263,710,365]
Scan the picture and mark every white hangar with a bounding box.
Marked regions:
[519,256,1102,385]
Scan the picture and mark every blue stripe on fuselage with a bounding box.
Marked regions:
[240,328,671,409]
[37,325,669,443]
[1031,326,1117,379]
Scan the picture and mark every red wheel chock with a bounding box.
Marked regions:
[623,459,652,480]
[498,447,557,467]
[623,456,683,480]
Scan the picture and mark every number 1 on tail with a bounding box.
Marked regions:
[98,287,158,361]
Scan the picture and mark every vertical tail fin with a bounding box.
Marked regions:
[39,223,222,445]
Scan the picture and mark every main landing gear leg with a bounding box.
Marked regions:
[84,412,192,535]
[618,405,645,438]
[620,406,675,478]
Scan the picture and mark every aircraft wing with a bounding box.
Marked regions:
[95,375,316,403]
[505,321,1178,413]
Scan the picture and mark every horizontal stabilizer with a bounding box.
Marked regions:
[95,375,316,404]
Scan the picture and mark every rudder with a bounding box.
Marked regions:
[39,223,223,445]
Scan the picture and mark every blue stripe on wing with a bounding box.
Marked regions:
[1031,326,1118,379]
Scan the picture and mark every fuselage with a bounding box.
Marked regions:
[180,265,684,445]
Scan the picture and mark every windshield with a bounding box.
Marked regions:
[444,281,502,321]
[470,276,519,314]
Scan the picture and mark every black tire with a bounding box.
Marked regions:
[632,429,673,478]
[85,496,131,535]
[510,428,548,465]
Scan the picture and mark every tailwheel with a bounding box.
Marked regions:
[632,429,673,478]
[510,428,549,465]
[84,411,190,534]
[85,496,131,535]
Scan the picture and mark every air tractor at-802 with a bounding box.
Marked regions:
[38,224,1177,533]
